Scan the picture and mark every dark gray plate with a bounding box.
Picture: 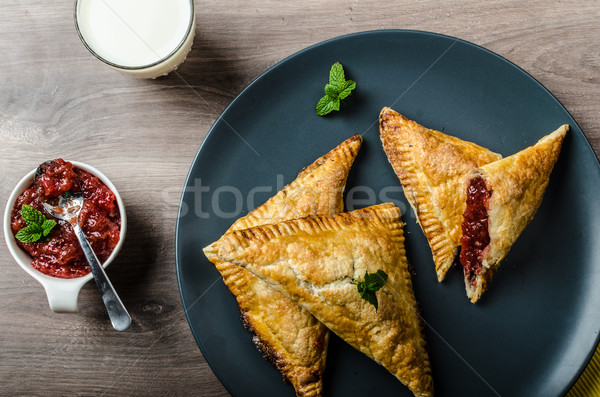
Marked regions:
[176,30,600,396]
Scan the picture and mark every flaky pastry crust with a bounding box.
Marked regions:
[379,107,502,281]
[204,135,362,397]
[205,204,434,397]
[462,125,568,303]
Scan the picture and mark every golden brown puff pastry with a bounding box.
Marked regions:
[379,107,502,281]
[205,204,434,397]
[459,125,568,303]
[205,135,362,397]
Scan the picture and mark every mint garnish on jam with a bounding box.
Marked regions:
[15,204,56,243]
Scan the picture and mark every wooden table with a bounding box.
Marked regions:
[1,1,598,395]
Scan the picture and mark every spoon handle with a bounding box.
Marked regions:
[72,223,131,331]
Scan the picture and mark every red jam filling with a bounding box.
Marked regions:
[459,176,491,284]
[11,159,121,278]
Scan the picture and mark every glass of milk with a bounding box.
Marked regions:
[75,0,195,78]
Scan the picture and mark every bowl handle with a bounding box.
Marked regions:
[43,281,84,313]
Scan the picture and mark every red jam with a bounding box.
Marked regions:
[11,159,121,278]
[459,177,491,284]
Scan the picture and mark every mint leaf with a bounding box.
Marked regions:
[324,83,339,98]
[316,62,356,116]
[15,224,43,243]
[15,204,56,243]
[365,269,387,289]
[362,290,379,310]
[331,97,340,111]
[338,80,356,100]
[329,62,345,88]
[353,269,388,310]
[316,95,338,116]
[41,219,57,236]
[21,204,46,226]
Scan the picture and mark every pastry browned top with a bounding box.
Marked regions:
[206,204,434,397]
[462,124,568,303]
[204,134,362,397]
[379,107,502,281]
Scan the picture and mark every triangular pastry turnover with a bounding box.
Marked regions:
[205,135,362,397]
[204,204,433,397]
[459,125,568,303]
[379,107,502,281]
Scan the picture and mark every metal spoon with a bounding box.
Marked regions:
[42,193,131,331]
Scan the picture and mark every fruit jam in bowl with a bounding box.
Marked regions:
[3,159,126,312]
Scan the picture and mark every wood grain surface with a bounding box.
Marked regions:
[1,1,598,395]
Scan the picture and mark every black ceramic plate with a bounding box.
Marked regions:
[176,30,600,396]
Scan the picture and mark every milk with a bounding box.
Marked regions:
[76,0,195,78]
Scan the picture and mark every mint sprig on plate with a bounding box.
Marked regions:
[353,269,388,310]
[15,204,56,243]
[316,62,356,116]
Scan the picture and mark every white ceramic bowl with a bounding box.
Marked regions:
[3,161,127,312]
